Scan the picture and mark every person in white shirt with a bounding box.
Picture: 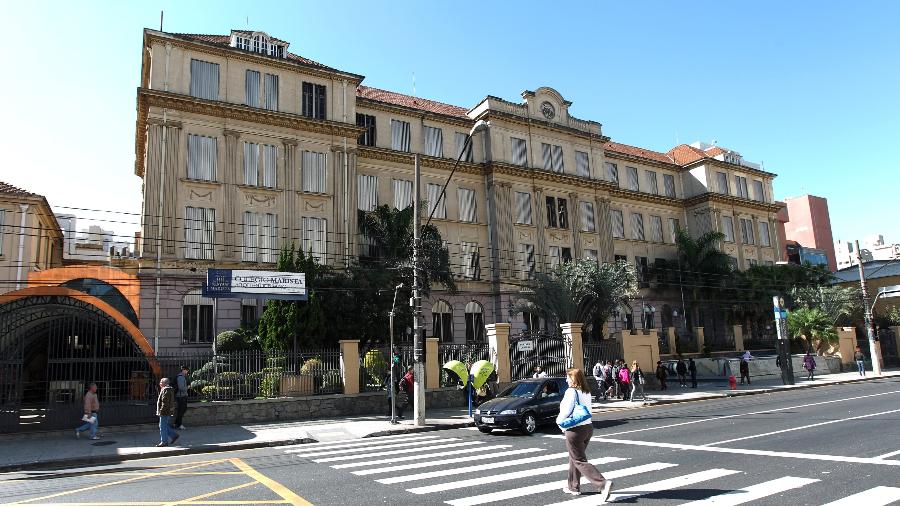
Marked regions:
[532,366,547,378]
[556,368,613,501]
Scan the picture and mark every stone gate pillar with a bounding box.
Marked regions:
[486,323,511,383]
[560,323,584,371]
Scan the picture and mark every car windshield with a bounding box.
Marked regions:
[500,382,541,398]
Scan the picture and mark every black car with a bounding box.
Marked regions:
[473,377,569,434]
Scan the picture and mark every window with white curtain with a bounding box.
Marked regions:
[455,132,473,162]
[426,183,446,219]
[391,120,411,152]
[189,59,219,100]
[184,206,215,260]
[631,213,645,241]
[242,143,277,187]
[464,301,485,342]
[663,174,676,198]
[301,151,326,193]
[520,243,535,279]
[261,145,276,188]
[626,166,639,191]
[541,143,564,172]
[753,180,765,202]
[424,126,443,157]
[511,137,527,166]
[245,70,260,107]
[461,242,480,280]
[722,216,735,242]
[243,142,259,185]
[759,221,771,246]
[735,176,750,199]
[575,151,590,177]
[606,162,619,186]
[645,171,659,195]
[579,201,596,232]
[264,73,279,111]
[187,135,217,181]
[650,215,663,242]
[458,188,476,222]
[301,217,327,264]
[432,300,454,342]
[668,218,681,243]
[611,209,625,239]
[716,172,730,195]
[515,191,533,225]
[740,218,756,245]
[392,178,413,210]
[242,211,278,263]
[357,175,378,212]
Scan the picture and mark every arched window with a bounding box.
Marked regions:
[432,300,453,343]
[465,301,485,342]
[60,278,139,325]
[182,289,214,344]
[522,311,541,332]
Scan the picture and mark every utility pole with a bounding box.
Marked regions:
[773,295,794,385]
[856,240,883,376]
[412,154,426,426]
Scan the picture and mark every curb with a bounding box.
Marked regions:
[365,420,475,438]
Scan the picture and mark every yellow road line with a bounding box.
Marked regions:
[163,481,256,506]
[229,458,313,506]
[10,502,289,505]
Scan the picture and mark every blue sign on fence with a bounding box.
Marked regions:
[202,269,308,300]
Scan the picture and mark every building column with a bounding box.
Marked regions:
[569,192,581,258]
[696,326,706,353]
[486,323,511,383]
[339,340,360,395]
[143,119,182,259]
[223,130,241,258]
[560,322,584,370]
[533,188,547,273]
[282,139,298,249]
[425,337,440,389]
[596,197,613,263]
[733,324,745,352]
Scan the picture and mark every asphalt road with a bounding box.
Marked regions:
[2,377,900,506]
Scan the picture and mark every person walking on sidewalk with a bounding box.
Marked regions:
[602,361,615,400]
[630,361,647,402]
[675,358,688,387]
[618,362,631,401]
[739,358,751,385]
[75,383,100,440]
[688,358,698,388]
[156,378,180,447]
[854,346,866,376]
[656,361,668,391]
[803,352,816,381]
[172,365,189,430]
[557,368,613,501]
[399,366,415,416]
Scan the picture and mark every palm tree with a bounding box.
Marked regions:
[673,228,733,335]
[787,307,837,353]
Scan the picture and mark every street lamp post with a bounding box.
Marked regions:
[389,283,403,425]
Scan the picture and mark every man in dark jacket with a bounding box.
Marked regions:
[173,365,189,430]
[156,378,180,447]
[675,359,688,387]
[656,361,668,391]
[398,366,415,415]
[688,358,698,388]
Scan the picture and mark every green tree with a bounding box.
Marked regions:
[787,306,838,353]
[673,228,732,331]
[791,285,860,326]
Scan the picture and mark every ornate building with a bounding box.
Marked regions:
[134,29,783,351]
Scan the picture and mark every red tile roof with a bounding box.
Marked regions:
[357,85,470,119]
[604,141,674,165]
[0,181,41,198]
[667,144,710,165]
[704,146,726,157]
[170,32,334,70]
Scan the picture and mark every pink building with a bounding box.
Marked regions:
[782,195,837,271]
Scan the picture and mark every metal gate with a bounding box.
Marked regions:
[878,328,898,368]
[508,330,571,381]
[583,340,623,372]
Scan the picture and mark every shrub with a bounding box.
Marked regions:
[363,350,388,386]
[190,379,210,393]
[260,374,281,398]
[300,358,324,376]
[194,358,230,381]
[266,355,287,369]
[216,371,244,385]
[200,385,217,398]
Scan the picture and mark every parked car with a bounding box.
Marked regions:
[473,377,569,434]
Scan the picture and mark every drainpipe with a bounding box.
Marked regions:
[152,42,171,354]
[15,204,29,290]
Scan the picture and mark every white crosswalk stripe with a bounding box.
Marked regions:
[821,486,900,506]
[445,462,677,506]
[336,444,513,470]
[276,432,423,449]
[353,447,537,475]
[680,476,820,505]
[312,440,481,464]
[377,451,570,484]
[288,436,450,458]
[407,457,625,495]
[548,468,742,505]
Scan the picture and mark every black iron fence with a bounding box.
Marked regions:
[583,340,624,372]
[509,330,570,381]
[358,344,414,393]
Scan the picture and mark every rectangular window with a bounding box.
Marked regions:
[458,188,476,222]
[562,247,572,263]
[557,198,568,229]
[575,151,590,178]
[245,70,260,107]
[579,201,596,232]
[740,218,756,245]
[584,249,598,262]
[182,300,213,344]
[722,216,735,242]
[549,246,561,268]
[716,171,730,195]
[391,119,411,152]
[455,132,474,162]
[356,114,376,147]
[663,174,676,198]
[541,143,564,172]
[301,151,326,193]
[392,178,413,210]
[511,137,527,166]
[759,221,771,247]
[424,126,443,157]
[301,217,327,264]
[611,209,625,239]
[264,73,279,111]
[189,59,219,100]
[243,142,259,186]
[301,82,326,119]
[184,206,215,260]
[747,258,758,268]
[753,180,765,202]
[735,176,749,199]
[645,171,659,195]
[631,212,645,241]
[650,215,663,242]
[626,166,639,191]
[668,218,681,243]
[357,174,378,212]
[461,241,480,280]
[636,256,649,283]
[545,196,568,229]
[541,143,552,171]
[242,211,278,263]
[605,162,619,186]
[240,301,258,327]
[552,145,564,173]
[515,191,533,225]
[520,243,535,279]
[545,196,557,228]
[614,254,628,264]
[187,134,217,181]
[426,183,447,219]
[261,144,276,188]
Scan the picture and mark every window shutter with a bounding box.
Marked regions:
[515,192,533,225]
[262,145,277,188]
[189,60,219,100]
[579,201,595,232]
[627,167,639,191]
[651,215,663,242]
[242,211,256,262]
[759,221,771,246]
[575,151,590,177]
[424,126,443,157]
[302,151,326,193]
[511,137,527,166]
[264,73,279,111]
[426,183,446,219]
[541,143,553,170]
[188,135,217,181]
[663,174,676,197]
[201,207,215,260]
[392,179,413,210]
[722,216,735,242]
[645,171,659,194]
[631,213,644,240]
[357,174,378,212]
[717,172,729,195]
[243,142,259,185]
[262,213,277,262]
[606,162,619,186]
[245,70,260,107]
[551,145,564,172]
[455,132,473,162]
[458,188,476,222]
[611,210,625,238]
[391,120,411,152]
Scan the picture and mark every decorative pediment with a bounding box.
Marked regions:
[522,87,572,124]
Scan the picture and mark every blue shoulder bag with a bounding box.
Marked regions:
[559,391,592,429]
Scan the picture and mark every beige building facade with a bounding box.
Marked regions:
[0,182,63,296]
[134,29,783,350]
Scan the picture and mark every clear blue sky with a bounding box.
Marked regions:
[2,0,897,248]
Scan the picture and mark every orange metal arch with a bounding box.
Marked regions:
[28,266,142,318]
[0,286,160,377]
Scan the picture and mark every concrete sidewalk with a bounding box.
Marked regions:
[1,369,897,473]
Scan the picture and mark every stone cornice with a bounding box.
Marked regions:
[356,146,484,176]
[473,109,610,143]
[135,88,366,177]
[608,188,683,208]
[682,157,777,179]
[684,192,782,213]
[487,162,617,192]
[356,98,473,127]
[603,150,681,171]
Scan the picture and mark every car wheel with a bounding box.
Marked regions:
[521,413,537,435]
[477,425,493,434]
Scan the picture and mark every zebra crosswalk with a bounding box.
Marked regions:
[278,434,900,505]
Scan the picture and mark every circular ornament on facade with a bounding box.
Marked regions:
[540,101,555,120]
